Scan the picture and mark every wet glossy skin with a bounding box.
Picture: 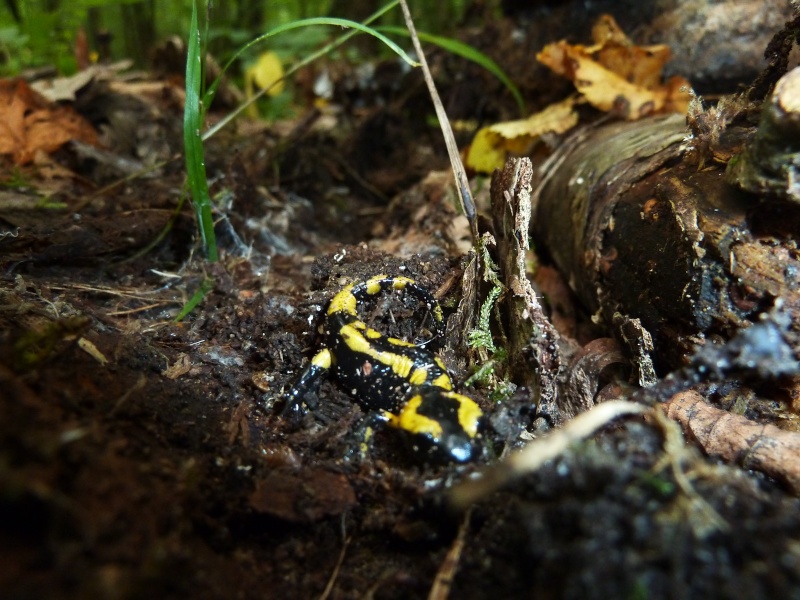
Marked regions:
[284,275,483,462]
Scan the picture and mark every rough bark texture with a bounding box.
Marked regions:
[665,390,800,494]
[490,159,561,424]
[530,111,800,371]
[728,66,800,202]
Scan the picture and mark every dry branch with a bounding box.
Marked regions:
[665,390,800,493]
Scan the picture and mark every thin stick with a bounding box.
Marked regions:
[399,0,478,243]
[449,401,648,510]
[428,507,472,600]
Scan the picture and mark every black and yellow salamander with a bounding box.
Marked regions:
[283,274,484,462]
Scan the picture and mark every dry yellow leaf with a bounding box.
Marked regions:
[468,13,692,173]
[466,127,507,174]
[468,98,582,174]
[568,50,663,118]
[490,97,580,139]
[537,13,692,121]
[591,13,630,46]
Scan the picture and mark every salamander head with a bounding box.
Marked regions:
[387,387,483,463]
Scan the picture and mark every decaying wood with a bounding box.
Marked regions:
[727,66,800,202]
[561,337,627,417]
[490,158,561,424]
[665,390,800,494]
[530,108,800,371]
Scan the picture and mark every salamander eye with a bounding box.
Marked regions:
[440,433,476,463]
[415,430,479,463]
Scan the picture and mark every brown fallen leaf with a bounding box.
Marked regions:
[536,13,692,120]
[0,78,98,165]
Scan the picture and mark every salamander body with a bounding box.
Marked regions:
[284,275,483,462]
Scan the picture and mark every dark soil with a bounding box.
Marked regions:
[3,10,800,599]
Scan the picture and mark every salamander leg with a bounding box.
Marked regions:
[280,348,332,421]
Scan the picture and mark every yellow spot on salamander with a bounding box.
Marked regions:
[387,337,416,348]
[432,373,453,390]
[388,394,443,438]
[392,276,415,290]
[328,284,357,315]
[409,367,429,386]
[365,328,382,339]
[365,274,389,295]
[446,391,482,437]
[311,348,332,369]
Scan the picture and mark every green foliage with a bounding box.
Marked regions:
[203,11,418,113]
[184,0,217,262]
[466,238,504,353]
[467,284,502,353]
[0,0,142,75]
[0,0,475,77]
[379,25,525,115]
[463,240,518,402]
[174,276,214,322]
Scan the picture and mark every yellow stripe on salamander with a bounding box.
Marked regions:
[387,337,416,347]
[328,284,357,316]
[311,348,332,369]
[386,395,443,438]
[446,391,482,438]
[408,367,429,386]
[340,323,415,378]
[431,373,452,390]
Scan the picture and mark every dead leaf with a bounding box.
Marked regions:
[490,97,580,141]
[467,97,581,173]
[537,14,692,120]
[31,61,135,102]
[466,127,507,174]
[163,353,192,379]
[0,79,99,165]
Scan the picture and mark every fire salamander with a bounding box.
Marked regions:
[283,275,484,462]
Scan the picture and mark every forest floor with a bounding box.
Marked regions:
[3,6,800,600]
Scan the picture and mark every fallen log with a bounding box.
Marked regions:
[529,80,800,373]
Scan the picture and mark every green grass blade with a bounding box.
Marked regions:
[202,9,414,112]
[379,25,525,116]
[184,0,218,262]
[202,1,400,141]
[175,277,215,322]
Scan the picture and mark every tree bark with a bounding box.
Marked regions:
[529,108,800,371]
